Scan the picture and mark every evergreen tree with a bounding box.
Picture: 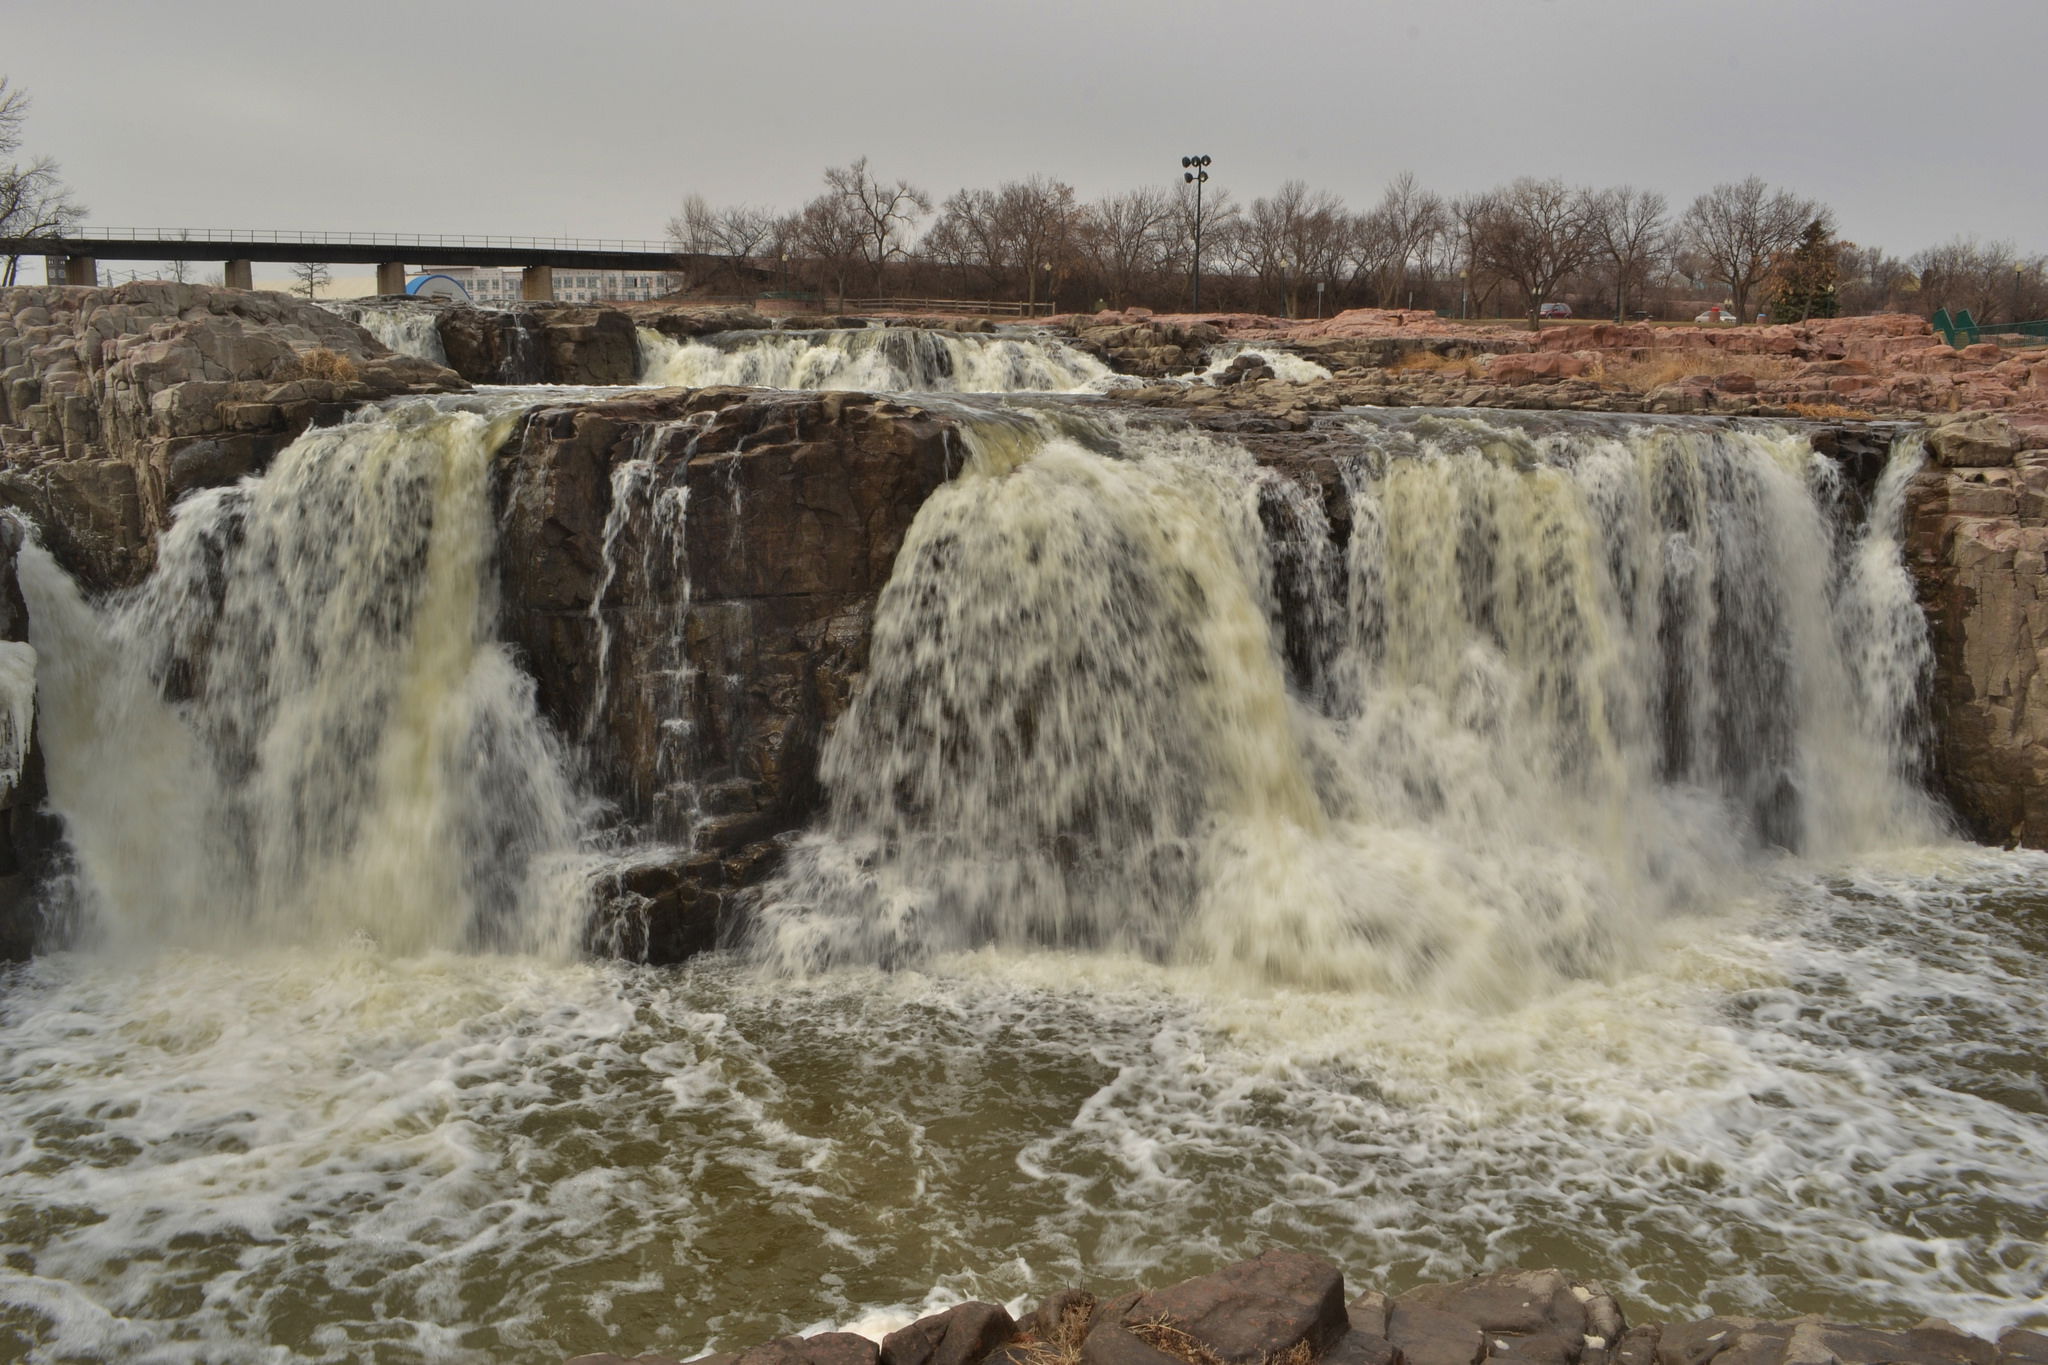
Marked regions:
[1770,218,1840,321]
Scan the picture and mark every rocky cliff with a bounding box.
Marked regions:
[0,282,464,589]
[1905,412,2048,844]
[494,386,957,957]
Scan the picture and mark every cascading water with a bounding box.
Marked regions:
[585,419,701,844]
[637,325,1122,393]
[332,302,450,365]
[14,396,589,956]
[1195,343,1334,384]
[754,410,1940,1002]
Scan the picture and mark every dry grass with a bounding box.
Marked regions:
[1592,350,1793,390]
[1387,350,1485,379]
[1127,1319,1315,1365]
[295,347,359,383]
[1786,401,1879,421]
[1130,1318,1228,1365]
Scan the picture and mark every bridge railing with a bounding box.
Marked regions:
[66,228,681,254]
[843,297,1057,317]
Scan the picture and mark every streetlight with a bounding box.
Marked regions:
[1182,154,1212,310]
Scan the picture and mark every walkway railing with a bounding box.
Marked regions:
[1933,307,2048,349]
[71,227,678,254]
[843,297,1056,317]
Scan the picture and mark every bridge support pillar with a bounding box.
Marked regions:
[62,255,98,287]
[375,262,407,295]
[520,264,554,301]
[223,259,254,290]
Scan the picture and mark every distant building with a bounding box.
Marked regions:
[416,265,682,305]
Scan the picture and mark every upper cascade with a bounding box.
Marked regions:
[636,324,1122,393]
[328,301,451,365]
[14,395,590,958]
[754,408,1940,1003]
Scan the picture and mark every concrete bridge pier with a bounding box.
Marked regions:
[224,260,254,290]
[375,262,406,295]
[520,264,554,301]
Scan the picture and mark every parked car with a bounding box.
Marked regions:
[1539,302,1572,319]
[1695,306,1739,324]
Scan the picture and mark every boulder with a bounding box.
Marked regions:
[881,1302,1016,1365]
[1397,1271,1588,1340]
[1925,414,2027,467]
[1386,1305,1486,1365]
[1122,1249,1351,1365]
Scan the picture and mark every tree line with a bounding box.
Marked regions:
[674,159,2048,328]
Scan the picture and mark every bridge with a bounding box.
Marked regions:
[0,228,759,300]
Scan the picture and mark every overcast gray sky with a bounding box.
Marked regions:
[7,0,2044,263]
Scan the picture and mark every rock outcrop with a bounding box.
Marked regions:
[1905,412,2048,843]
[560,1253,2041,1365]
[0,282,464,589]
[494,386,958,955]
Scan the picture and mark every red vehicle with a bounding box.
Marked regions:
[1539,302,1572,319]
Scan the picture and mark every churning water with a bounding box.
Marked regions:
[2,398,2045,1364]
[636,326,1122,393]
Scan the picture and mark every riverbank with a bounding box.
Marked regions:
[566,1251,2048,1365]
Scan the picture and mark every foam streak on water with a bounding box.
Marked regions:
[636,326,1120,394]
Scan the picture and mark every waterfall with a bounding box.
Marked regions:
[754,410,1940,1004]
[0,639,34,791]
[14,397,590,957]
[584,421,701,844]
[637,325,1120,393]
[1196,343,1334,385]
[331,303,449,365]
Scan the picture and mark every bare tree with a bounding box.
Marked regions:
[1680,176,1823,322]
[0,77,86,286]
[1232,180,1347,317]
[289,261,332,300]
[1587,185,1667,320]
[925,176,1077,308]
[667,194,779,294]
[794,191,867,309]
[1077,187,1175,310]
[668,194,779,260]
[821,157,930,294]
[1911,237,2048,325]
[1165,181,1238,310]
[1360,172,1446,307]
[1469,178,1597,329]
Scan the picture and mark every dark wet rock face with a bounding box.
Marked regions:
[494,387,957,954]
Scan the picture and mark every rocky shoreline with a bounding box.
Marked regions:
[563,1252,2048,1365]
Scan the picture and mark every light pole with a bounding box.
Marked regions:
[1182,154,1211,310]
